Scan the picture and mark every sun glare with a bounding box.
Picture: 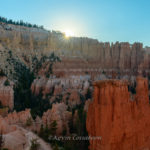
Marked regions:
[64,30,74,37]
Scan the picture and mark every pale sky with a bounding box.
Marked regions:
[1,0,150,46]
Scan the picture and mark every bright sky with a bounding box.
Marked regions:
[1,0,150,46]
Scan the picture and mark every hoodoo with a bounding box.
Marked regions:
[87,77,150,150]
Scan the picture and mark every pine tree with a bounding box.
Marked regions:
[30,139,40,150]
[50,120,57,135]
[0,131,4,150]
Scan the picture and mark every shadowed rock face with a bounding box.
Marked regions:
[86,77,150,150]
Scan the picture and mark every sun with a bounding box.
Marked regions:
[64,30,74,38]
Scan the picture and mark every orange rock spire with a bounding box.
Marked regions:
[87,77,150,150]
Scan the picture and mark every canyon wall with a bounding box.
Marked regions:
[87,77,150,150]
[1,23,150,75]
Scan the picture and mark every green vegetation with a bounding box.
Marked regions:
[102,70,106,74]
[85,88,92,100]
[0,70,5,77]
[0,132,4,150]
[15,84,51,120]
[0,132,7,150]
[25,117,33,126]
[10,51,88,150]
[0,102,3,109]
[39,120,67,150]
[49,121,57,136]
[14,53,60,119]
[39,121,60,150]
[30,139,40,150]
[63,106,89,150]
[38,103,89,150]
[66,105,89,150]
[30,94,51,119]
[39,120,57,142]
[128,83,136,94]
[33,52,61,76]
[14,69,35,112]
[4,79,10,86]
[0,16,44,29]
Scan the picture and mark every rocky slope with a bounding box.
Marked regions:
[87,77,150,150]
[0,109,52,150]
[3,129,52,150]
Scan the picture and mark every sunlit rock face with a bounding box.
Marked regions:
[1,23,150,79]
[87,77,150,150]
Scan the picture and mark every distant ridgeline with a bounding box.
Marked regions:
[0,16,44,29]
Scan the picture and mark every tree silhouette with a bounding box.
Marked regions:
[0,131,4,150]
[0,16,44,29]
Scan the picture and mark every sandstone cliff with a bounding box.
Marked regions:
[1,22,150,78]
[87,77,150,150]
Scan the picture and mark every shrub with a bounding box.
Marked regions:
[0,102,3,109]
[14,53,60,120]
[49,120,57,136]
[85,88,92,99]
[128,84,136,94]
[39,120,57,142]
[25,117,32,126]
[30,139,40,150]
[4,80,10,86]
[0,70,5,77]
[0,132,4,150]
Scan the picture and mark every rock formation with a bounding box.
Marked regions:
[0,109,32,133]
[87,77,150,150]
[0,108,52,150]
[31,76,91,96]
[31,76,92,108]
[0,77,14,109]
[3,127,52,150]
[1,19,150,150]
[42,103,71,135]
[0,23,150,79]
